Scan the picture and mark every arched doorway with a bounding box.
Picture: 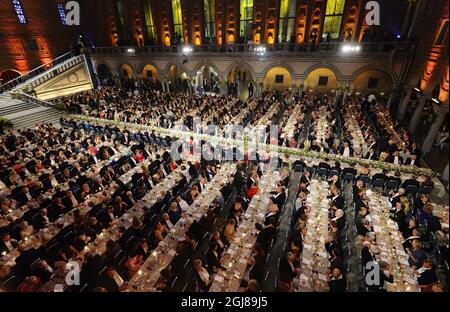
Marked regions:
[352,69,393,94]
[96,64,113,86]
[0,69,21,85]
[263,67,293,91]
[168,65,189,92]
[304,68,338,92]
[142,64,161,89]
[227,65,253,99]
[120,64,134,78]
[195,65,219,95]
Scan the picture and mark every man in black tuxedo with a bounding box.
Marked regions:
[271,186,286,210]
[34,208,50,230]
[404,154,418,166]
[279,252,300,287]
[339,141,354,157]
[387,150,403,165]
[365,147,378,160]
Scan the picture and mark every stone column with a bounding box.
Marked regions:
[421,104,449,154]
[161,77,166,92]
[408,93,430,134]
[401,0,415,36]
[397,87,413,120]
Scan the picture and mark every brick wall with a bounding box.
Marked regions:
[0,0,79,76]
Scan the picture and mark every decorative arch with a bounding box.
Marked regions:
[164,62,190,78]
[349,64,398,83]
[224,62,256,82]
[119,63,135,78]
[260,63,296,80]
[302,63,343,81]
[304,67,338,90]
[263,67,293,91]
[191,61,221,77]
[140,63,160,80]
[351,69,394,93]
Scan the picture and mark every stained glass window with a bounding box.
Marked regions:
[12,0,26,24]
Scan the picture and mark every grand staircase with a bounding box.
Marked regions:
[0,51,94,130]
[0,93,66,129]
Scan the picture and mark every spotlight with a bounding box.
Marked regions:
[182,46,193,55]
[126,48,135,53]
[396,34,401,39]
[414,88,421,92]
[342,44,361,53]
[254,45,266,57]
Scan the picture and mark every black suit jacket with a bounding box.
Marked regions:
[279,257,296,283]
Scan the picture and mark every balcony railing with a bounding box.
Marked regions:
[0,52,83,94]
[89,42,416,57]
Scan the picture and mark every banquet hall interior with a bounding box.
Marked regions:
[0,0,449,294]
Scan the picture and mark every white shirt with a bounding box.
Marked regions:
[165,219,174,230]
[197,268,210,284]
[343,147,350,157]
[393,156,400,165]
[178,199,189,212]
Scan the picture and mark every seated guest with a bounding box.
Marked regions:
[415,259,438,292]
[161,213,175,231]
[85,217,102,238]
[247,244,265,284]
[330,189,345,210]
[34,260,54,284]
[149,223,167,248]
[279,252,300,291]
[328,268,347,292]
[389,201,406,232]
[205,241,222,273]
[271,186,286,210]
[367,261,394,292]
[298,171,311,190]
[407,239,427,269]
[71,231,90,252]
[388,150,403,165]
[99,266,129,292]
[167,202,182,224]
[0,233,18,255]
[242,279,260,292]
[193,259,212,291]
[389,188,405,207]
[18,221,34,241]
[223,219,236,243]
[356,218,373,237]
[339,141,354,157]
[404,154,418,166]
[246,181,259,201]
[210,231,227,255]
[34,208,50,230]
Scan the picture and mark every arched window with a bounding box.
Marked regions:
[278,0,297,43]
[322,0,345,39]
[204,0,216,41]
[12,0,26,24]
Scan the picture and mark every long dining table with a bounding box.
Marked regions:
[297,179,331,292]
[209,170,280,292]
[0,146,167,269]
[128,162,237,291]
[365,190,420,292]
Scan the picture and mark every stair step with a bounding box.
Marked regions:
[5,106,53,120]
